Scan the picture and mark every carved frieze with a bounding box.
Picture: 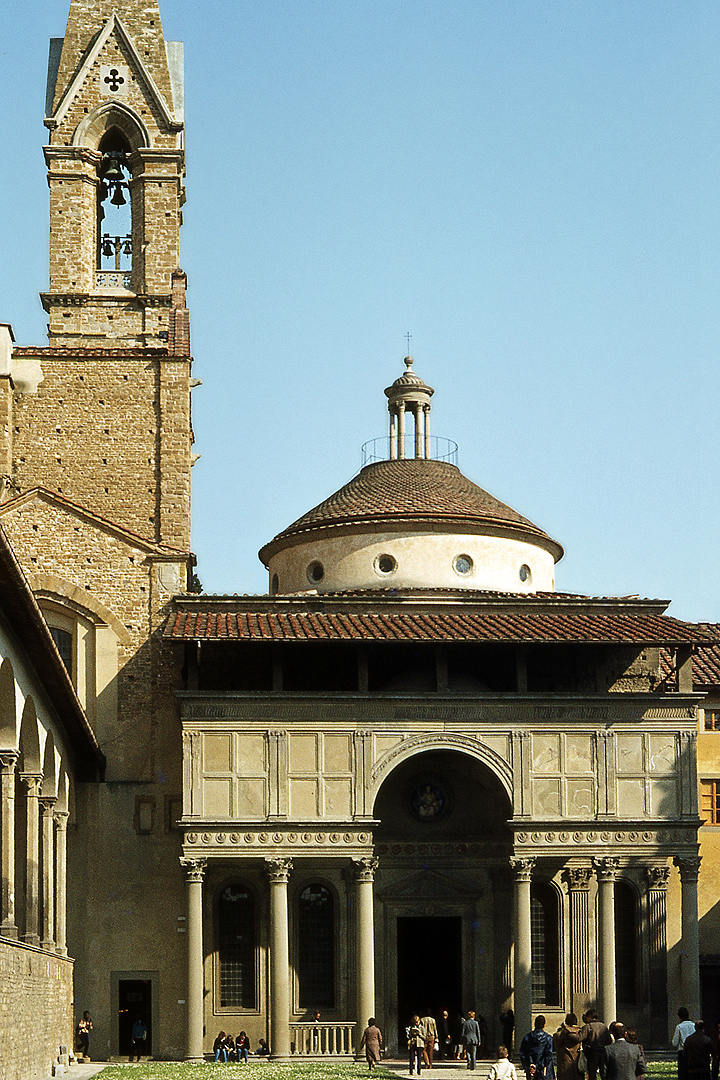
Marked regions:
[182,824,374,856]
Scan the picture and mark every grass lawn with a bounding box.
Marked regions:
[90,1060,678,1080]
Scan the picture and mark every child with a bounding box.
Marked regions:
[490,1045,518,1080]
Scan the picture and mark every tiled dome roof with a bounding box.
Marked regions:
[260,458,563,561]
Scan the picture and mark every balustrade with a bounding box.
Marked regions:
[290,1022,356,1057]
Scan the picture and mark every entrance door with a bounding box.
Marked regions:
[118,979,152,1057]
[397,916,462,1047]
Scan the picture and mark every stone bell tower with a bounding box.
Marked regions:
[43,0,186,348]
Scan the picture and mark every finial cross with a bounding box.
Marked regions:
[405,331,412,354]
[104,68,125,92]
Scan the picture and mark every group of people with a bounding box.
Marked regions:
[404,1009,490,1073]
[212,1031,264,1062]
[520,1011,645,1080]
[673,1007,720,1080]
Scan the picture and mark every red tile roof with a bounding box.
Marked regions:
[259,458,563,563]
[165,608,711,644]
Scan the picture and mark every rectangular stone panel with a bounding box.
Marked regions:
[324,735,351,774]
[289,735,317,774]
[204,734,232,774]
[533,778,561,816]
[375,735,403,757]
[481,734,510,761]
[324,779,352,817]
[236,779,266,818]
[616,734,644,774]
[291,778,318,817]
[617,778,646,817]
[648,735,676,774]
[533,734,560,773]
[204,779,232,818]
[236,734,266,775]
[566,779,595,816]
[565,735,593,773]
[650,778,678,816]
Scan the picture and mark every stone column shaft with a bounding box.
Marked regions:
[424,404,431,459]
[594,858,618,1025]
[21,773,42,946]
[354,856,378,1053]
[266,857,292,1058]
[389,410,397,459]
[675,855,701,1019]
[54,812,69,955]
[397,404,406,459]
[511,857,534,1041]
[182,858,206,1062]
[0,752,18,938]
[414,404,423,458]
[565,867,592,1013]
[40,797,56,949]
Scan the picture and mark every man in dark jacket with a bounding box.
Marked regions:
[580,1010,613,1080]
[520,1016,555,1080]
[685,1023,714,1080]
[604,1024,646,1080]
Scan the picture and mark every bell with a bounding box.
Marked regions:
[101,237,114,258]
[101,158,124,183]
[110,183,127,206]
[122,238,132,256]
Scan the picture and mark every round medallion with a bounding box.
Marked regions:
[411,779,446,822]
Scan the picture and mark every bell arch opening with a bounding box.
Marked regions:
[97,128,133,277]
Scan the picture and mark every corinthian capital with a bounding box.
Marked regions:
[265,856,293,884]
[510,856,536,882]
[674,854,702,882]
[352,856,379,884]
[564,866,593,891]
[593,857,620,882]
[646,865,671,890]
[180,857,207,883]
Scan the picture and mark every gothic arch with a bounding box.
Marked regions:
[370,732,513,806]
[18,697,41,773]
[73,101,151,152]
[0,657,17,748]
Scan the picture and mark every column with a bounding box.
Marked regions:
[397,403,406,459]
[53,811,69,955]
[414,404,423,458]
[39,796,56,950]
[266,857,293,1059]
[0,751,19,938]
[646,865,670,1044]
[674,855,702,1019]
[181,857,207,1062]
[593,857,619,1025]
[565,866,592,1017]
[353,856,378,1054]
[389,409,397,460]
[423,404,431,459]
[21,773,42,946]
[511,856,535,1041]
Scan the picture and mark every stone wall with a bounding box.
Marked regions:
[0,937,74,1080]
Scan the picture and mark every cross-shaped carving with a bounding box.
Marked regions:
[104,68,125,92]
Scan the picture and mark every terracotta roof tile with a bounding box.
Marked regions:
[259,458,563,562]
[165,608,709,644]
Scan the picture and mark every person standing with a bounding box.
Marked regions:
[674,1009,698,1080]
[360,1018,383,1071]
[580,1010,612,1080]
[490,1045,518,1080]
[76,1011,93,1063]
[604,1024,646,1080]
[520,1016,555,1080]
[129,1016,147,1062]
[408,1016,424,1075]
[421,1011,439,1068]
[554,1014,583,1080]
[438,1010,452,1061]
[462,1010,481,1071]
[685,1022,714,1080]
[500,1010,516,1056]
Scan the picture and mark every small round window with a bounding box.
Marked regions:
[453,554,474,576]
[307,561,325,584]
[519,564,532,583]
[374,553,397,576]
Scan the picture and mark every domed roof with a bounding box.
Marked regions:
[259,458,563,563]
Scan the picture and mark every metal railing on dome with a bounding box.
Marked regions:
[361,435,458,467]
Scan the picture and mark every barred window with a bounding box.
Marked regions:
[701,780,720,824]
[530,884,559,1005]
[614,880,637,1004]
[705,711,720,732]
[218,884,256,1009]
[49,626,73,677]
[298,884,335,1008]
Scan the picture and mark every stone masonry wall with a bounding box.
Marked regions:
[0,937,74,1080]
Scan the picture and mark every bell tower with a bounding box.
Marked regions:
[43,0,185,348]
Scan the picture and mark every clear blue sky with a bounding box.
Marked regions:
[1,1,719,620]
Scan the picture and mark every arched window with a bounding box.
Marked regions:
[298,884,335,1008]
[218,884,256,1009]
[531,883,560,1005]
[97,129,132,277]
[614,880,637,1004]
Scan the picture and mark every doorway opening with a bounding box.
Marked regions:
[118,978,152,1057]
[397,916,462,1048]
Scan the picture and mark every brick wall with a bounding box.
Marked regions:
[0,937,74,1080]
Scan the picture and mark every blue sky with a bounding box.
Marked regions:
[1,1,719,619]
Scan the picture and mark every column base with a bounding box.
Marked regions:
[0,922,18,939]
[41,938,55,951]
[23,932,40,947]
[55,946,69,956]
